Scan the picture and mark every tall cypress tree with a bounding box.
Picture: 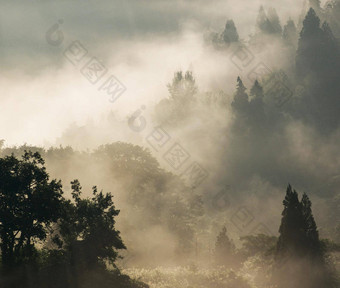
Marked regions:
[274,185,337,288]
[296,8,323,79]
[301,193,323,260]
[276,185,307,259]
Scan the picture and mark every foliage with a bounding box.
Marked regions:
[0,152,147,288]
[0,151,63,269]
[124,266,251,288]
[274,184,338,288]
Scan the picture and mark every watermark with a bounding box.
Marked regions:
[230,44,255,71]
[229,206,272,236]
[211,185,231,211]
[128,105,147,132]
[163,143,190,170]
[127,107,209,189]
[45,19,64,46]
[181,162,209,189]
[46,20,126,103]
[145,126,171,152]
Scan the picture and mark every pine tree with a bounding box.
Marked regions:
[274,185,337,288]
[249,81,265,125]
[296,8,340,132]
[267,7,282,34]
[221,20,239,44]
[296,8,323,79]
[276,185,307,259]
[250,80,264,99]
[282,19,298,46]
[301,193,322,260]
[231,77,249,113]
[320,21,339,72]
[257,6,271,33]
[257,6,282,34]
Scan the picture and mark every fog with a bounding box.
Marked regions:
[0,0,339,287]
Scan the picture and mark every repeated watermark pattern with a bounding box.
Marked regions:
[46,21,273,235]
[147,126,209,188]
[128,108,209,189]
[229,206,273,236]
[46,20,126,103]
[211,185,231,211]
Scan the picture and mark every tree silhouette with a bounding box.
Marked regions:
[231,77,249,113]
[276,185,307,258]
[167,71,197,103]
[267,8,282,34]
[274,185,337,288]
[296,8,340,132]
[296,8,323,79]
[257,6,282,34]
[222,20,239,44]
[282,19,298,46]
[0,151,63,270]
[0,152,147,288]
[56,180,126,271]
[249,80,266,125]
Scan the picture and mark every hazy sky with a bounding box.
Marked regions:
[0,0,307,146]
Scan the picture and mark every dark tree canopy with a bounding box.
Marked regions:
[0,151,63,269]
[222,20,239,43]
[57,180,126,270]
[0,152,145,288]
[231,77,249,114]
[257,6,282,34]
[282,19,298,46]
[274,185,337,288]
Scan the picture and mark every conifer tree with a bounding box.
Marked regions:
[301,193,323,260]
[257,6,282,34]
[231,77,249,113]
[276,185,307,259]
[257,6,272,33]
[250,80,264,100]
[282,19,298,46]
[221,20,239,44]
[296,8,340,131]
[267,7,282,34]
[296,8,323,79]
[249,81,265,124]
[274,185,337,288]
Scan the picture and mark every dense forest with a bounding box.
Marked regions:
[1,0,340,287]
